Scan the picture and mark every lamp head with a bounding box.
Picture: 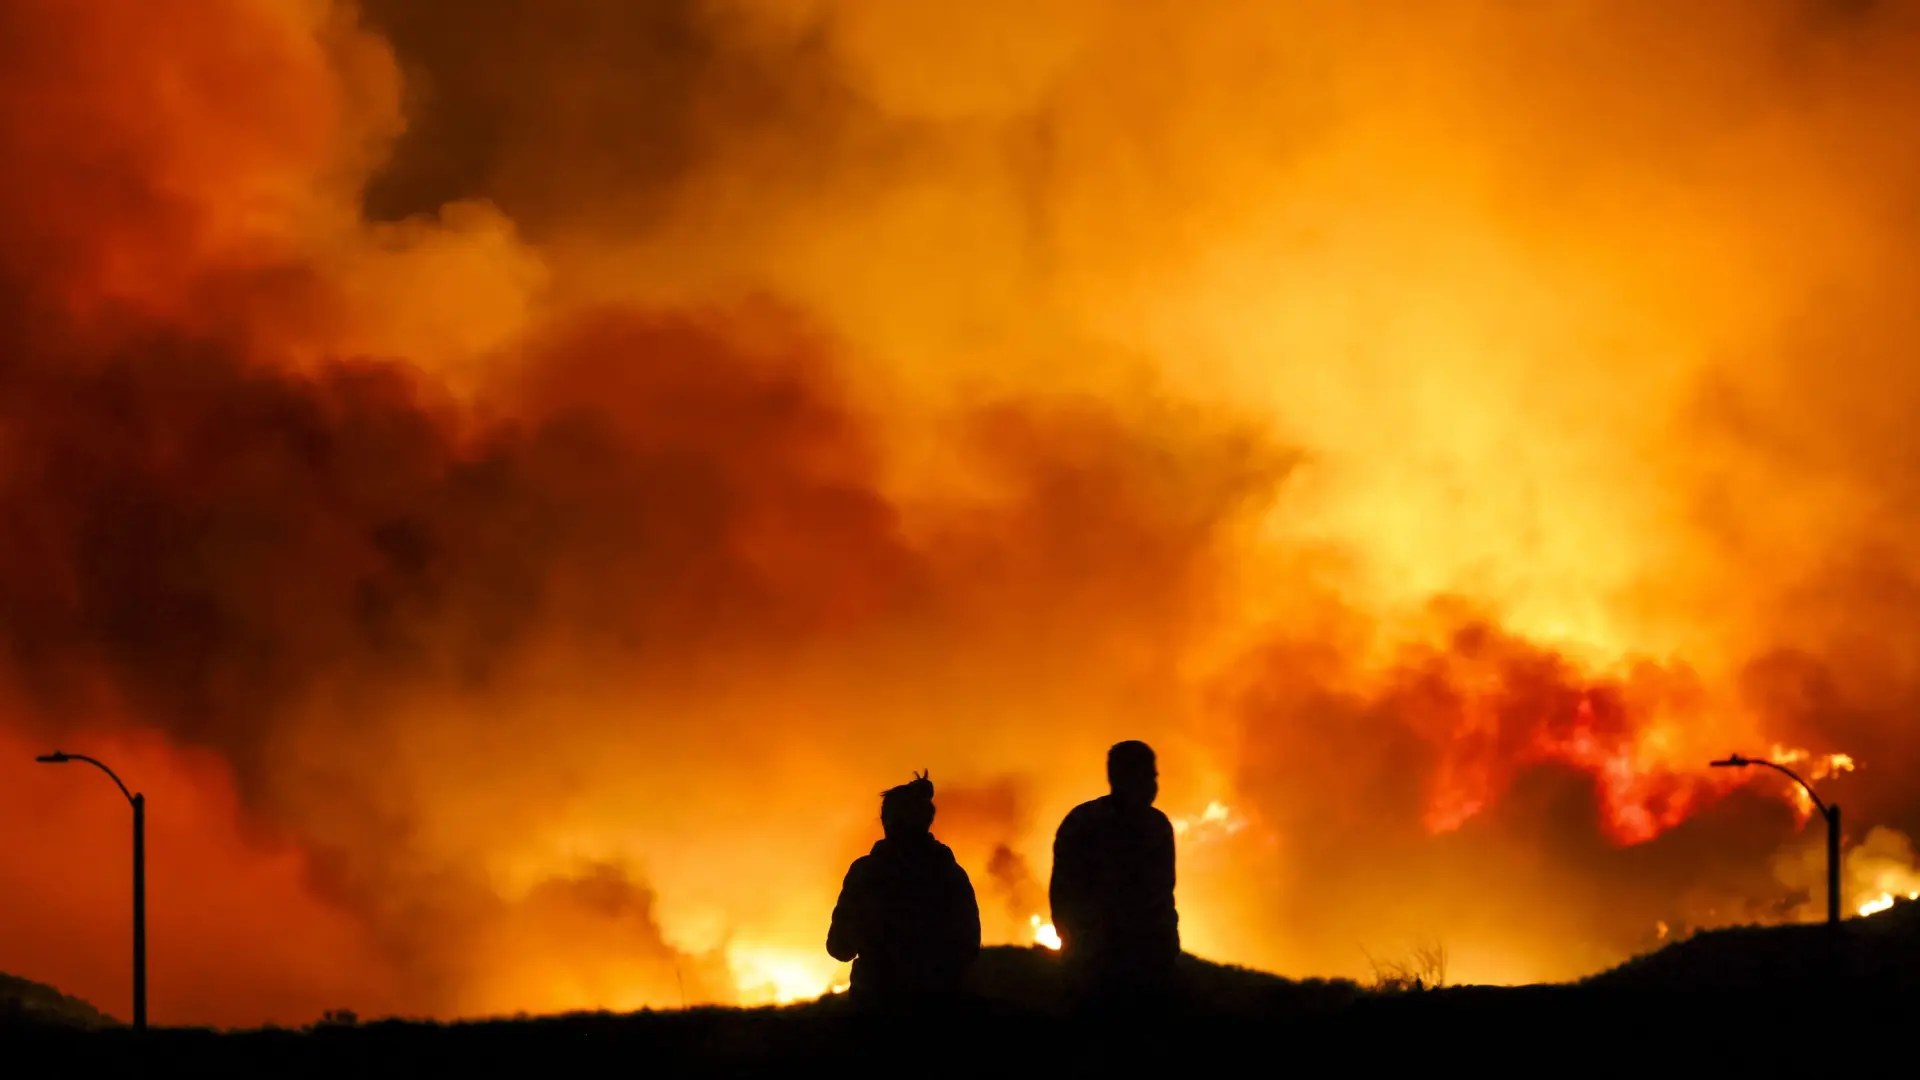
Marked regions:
[35,751,70,764]
[1709,754,1751,768]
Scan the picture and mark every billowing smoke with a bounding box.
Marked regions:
[8,0,1920,1026]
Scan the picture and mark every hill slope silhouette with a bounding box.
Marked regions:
[0,971,116,1030]
[961,943,1364,1015]
[1584,893,1920,992]
[11,927,1918,1074]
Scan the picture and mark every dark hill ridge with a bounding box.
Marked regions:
[0,971,116,1029]
[957,943,1365,1016]
[0,948,1376,1075]
[0,946,1360,1034]
[9,923,1920,1074]
[1584,893,1920,991]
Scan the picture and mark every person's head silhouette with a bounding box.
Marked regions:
[880,771,936,840]
[1107,740,1158,806]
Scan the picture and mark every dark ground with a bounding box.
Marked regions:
[9,900,1919,1076]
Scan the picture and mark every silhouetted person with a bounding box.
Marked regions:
[1050,740,1180,1012]
[826,771,982,1008]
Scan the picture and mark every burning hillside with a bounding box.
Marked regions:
[8,0,1920,1027]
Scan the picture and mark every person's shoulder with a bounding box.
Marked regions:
[931,840,972,878]
[1059,797,1107,830]
[1147,805,1175,833]
[843,851,879,881]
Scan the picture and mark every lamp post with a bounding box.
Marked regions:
[1711,753,1841,927]
[37,750,145,1031]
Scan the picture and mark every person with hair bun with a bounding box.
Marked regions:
[826,771,982,1006]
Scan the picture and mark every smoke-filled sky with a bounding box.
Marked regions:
[7,0,1920,1027]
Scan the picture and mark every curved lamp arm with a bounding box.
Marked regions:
[1711,753,1830,817]
[36,751,138,806]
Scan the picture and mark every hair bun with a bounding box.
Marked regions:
[883,771,935,802]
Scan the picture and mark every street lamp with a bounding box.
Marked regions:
[1711,753,1841,927]
[37,750,145,1031]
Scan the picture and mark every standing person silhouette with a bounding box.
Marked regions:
[826,772,982,1009]
[1049,741,1180,1013]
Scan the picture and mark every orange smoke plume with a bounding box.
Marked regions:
[8,0,1920,1026]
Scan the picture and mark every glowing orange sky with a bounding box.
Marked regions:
[7,0,1920,1028]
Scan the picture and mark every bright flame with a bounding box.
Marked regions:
[1856,890,1919,918]
[1758,746,1857,824]
[1765,746,1855,778]
[1030,914,1061,950]
[1172,800,1246,839]
[728,946,841,1006]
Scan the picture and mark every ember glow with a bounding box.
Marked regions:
[9,0,1920,1027]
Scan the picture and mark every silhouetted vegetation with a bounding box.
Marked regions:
[1363,938,1449,992]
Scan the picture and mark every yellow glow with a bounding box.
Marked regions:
[728,946,842,1006]
[1172,800,1245,839]
[1030,914,1061,951]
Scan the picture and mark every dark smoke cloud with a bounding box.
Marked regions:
[356,0,869,237]
[0,274,1290,1011]
[17,0,1920,1023]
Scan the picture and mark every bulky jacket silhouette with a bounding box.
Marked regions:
[827,772,981,1003]
[1049,741,1180,996]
